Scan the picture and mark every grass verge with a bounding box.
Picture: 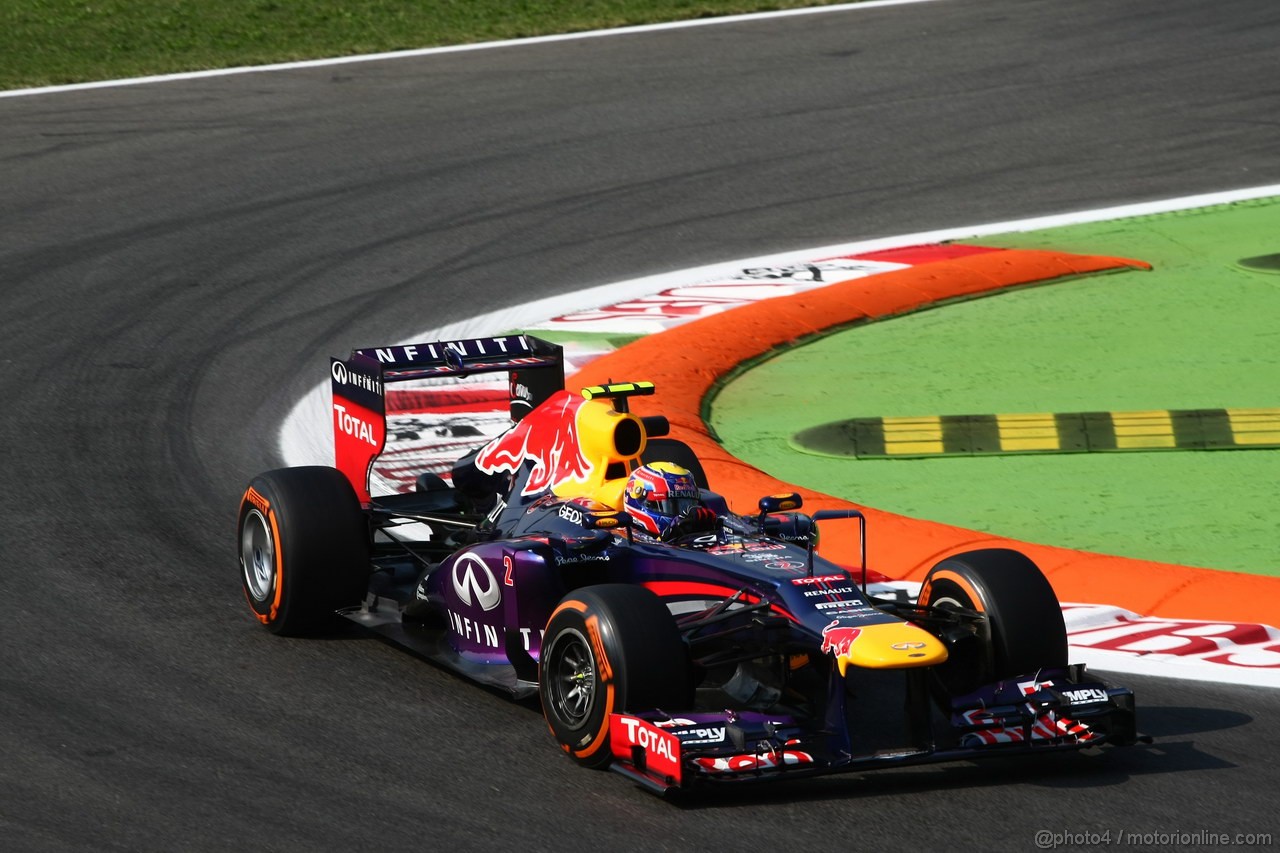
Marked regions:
[1,0,851,90]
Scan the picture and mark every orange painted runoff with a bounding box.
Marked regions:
[568,249,1280,625]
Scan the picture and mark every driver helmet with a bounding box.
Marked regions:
[623,462,701,537]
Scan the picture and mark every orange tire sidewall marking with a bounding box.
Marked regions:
[267,506,284,623]
[244,486,270,515]
[547,599,588,622]
[574,614,616,761]
[574,681,616,762]
[542,598,616,760]
[584,615,614,682]
[239,487,283,626]
[919,568,985,613]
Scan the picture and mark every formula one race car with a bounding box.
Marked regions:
[237,334,1140,792]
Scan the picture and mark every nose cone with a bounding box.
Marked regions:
[838,621,948,674]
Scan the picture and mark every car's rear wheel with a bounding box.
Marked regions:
[540,584,691,769]
[918,548,1066,691]
[237,466,370,636]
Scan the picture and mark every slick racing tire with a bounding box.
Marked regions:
[238,466,370,636]
[918,548,1066,690]
[540,585,691,769]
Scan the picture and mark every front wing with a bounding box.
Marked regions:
[607,667,1140,793]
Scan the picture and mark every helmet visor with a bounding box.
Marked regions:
[648,494,700,518]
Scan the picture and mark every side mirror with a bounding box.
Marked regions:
[758,492,803,514]
[758,492,806,539]
[811,509,867,591]
[580,509,634,543]
[581,510,630,531]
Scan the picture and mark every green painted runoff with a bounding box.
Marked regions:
[709,197,1280,576]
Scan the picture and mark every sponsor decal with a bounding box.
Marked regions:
[1062,687,1109,705]
[553,291,754,325]
[510,374,534,411]
[333,403,379,448]
[764,560,807,572]
[669,726,726,746]
[475,392,595,496]
[585,615,613,681]
[558,504,584,525]
[804,586,853,597]
[451,553,501,611]
[330,360,383,395]
[706,541,785,555]
[791,574,847,586]
[616,717,677,761]
[814,602,877,614]
[892,641,927,650]
[728,259,897,282]
[357,335,530,365]
[611,716,681,784]
[1066,610,1280,670]
[244,486,270,514]
[446,608,501,649]
[554,553,611,565]
[518,627,544,652]
[547,260,901,331]
[627,466,698,502]
[820,620,862,656]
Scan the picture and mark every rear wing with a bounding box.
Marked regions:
[330,334,564,502]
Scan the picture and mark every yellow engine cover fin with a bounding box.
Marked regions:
[581,381,655,402]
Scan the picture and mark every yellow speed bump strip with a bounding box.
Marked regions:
[794,407,1280,459]
[882,416,944,455]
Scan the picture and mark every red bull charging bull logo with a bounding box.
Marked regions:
[820,620,862,657]
[475,391,596,496]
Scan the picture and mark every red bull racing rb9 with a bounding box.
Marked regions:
[237,334,1142,793]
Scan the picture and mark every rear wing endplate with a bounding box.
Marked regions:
[329,333,564,502]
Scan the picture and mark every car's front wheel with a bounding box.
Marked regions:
[918,548,1066,691]
[540,584,691,769]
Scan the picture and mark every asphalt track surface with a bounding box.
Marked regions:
[3,0,1279,849]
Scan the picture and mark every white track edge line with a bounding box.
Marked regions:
[0,0,938,99]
